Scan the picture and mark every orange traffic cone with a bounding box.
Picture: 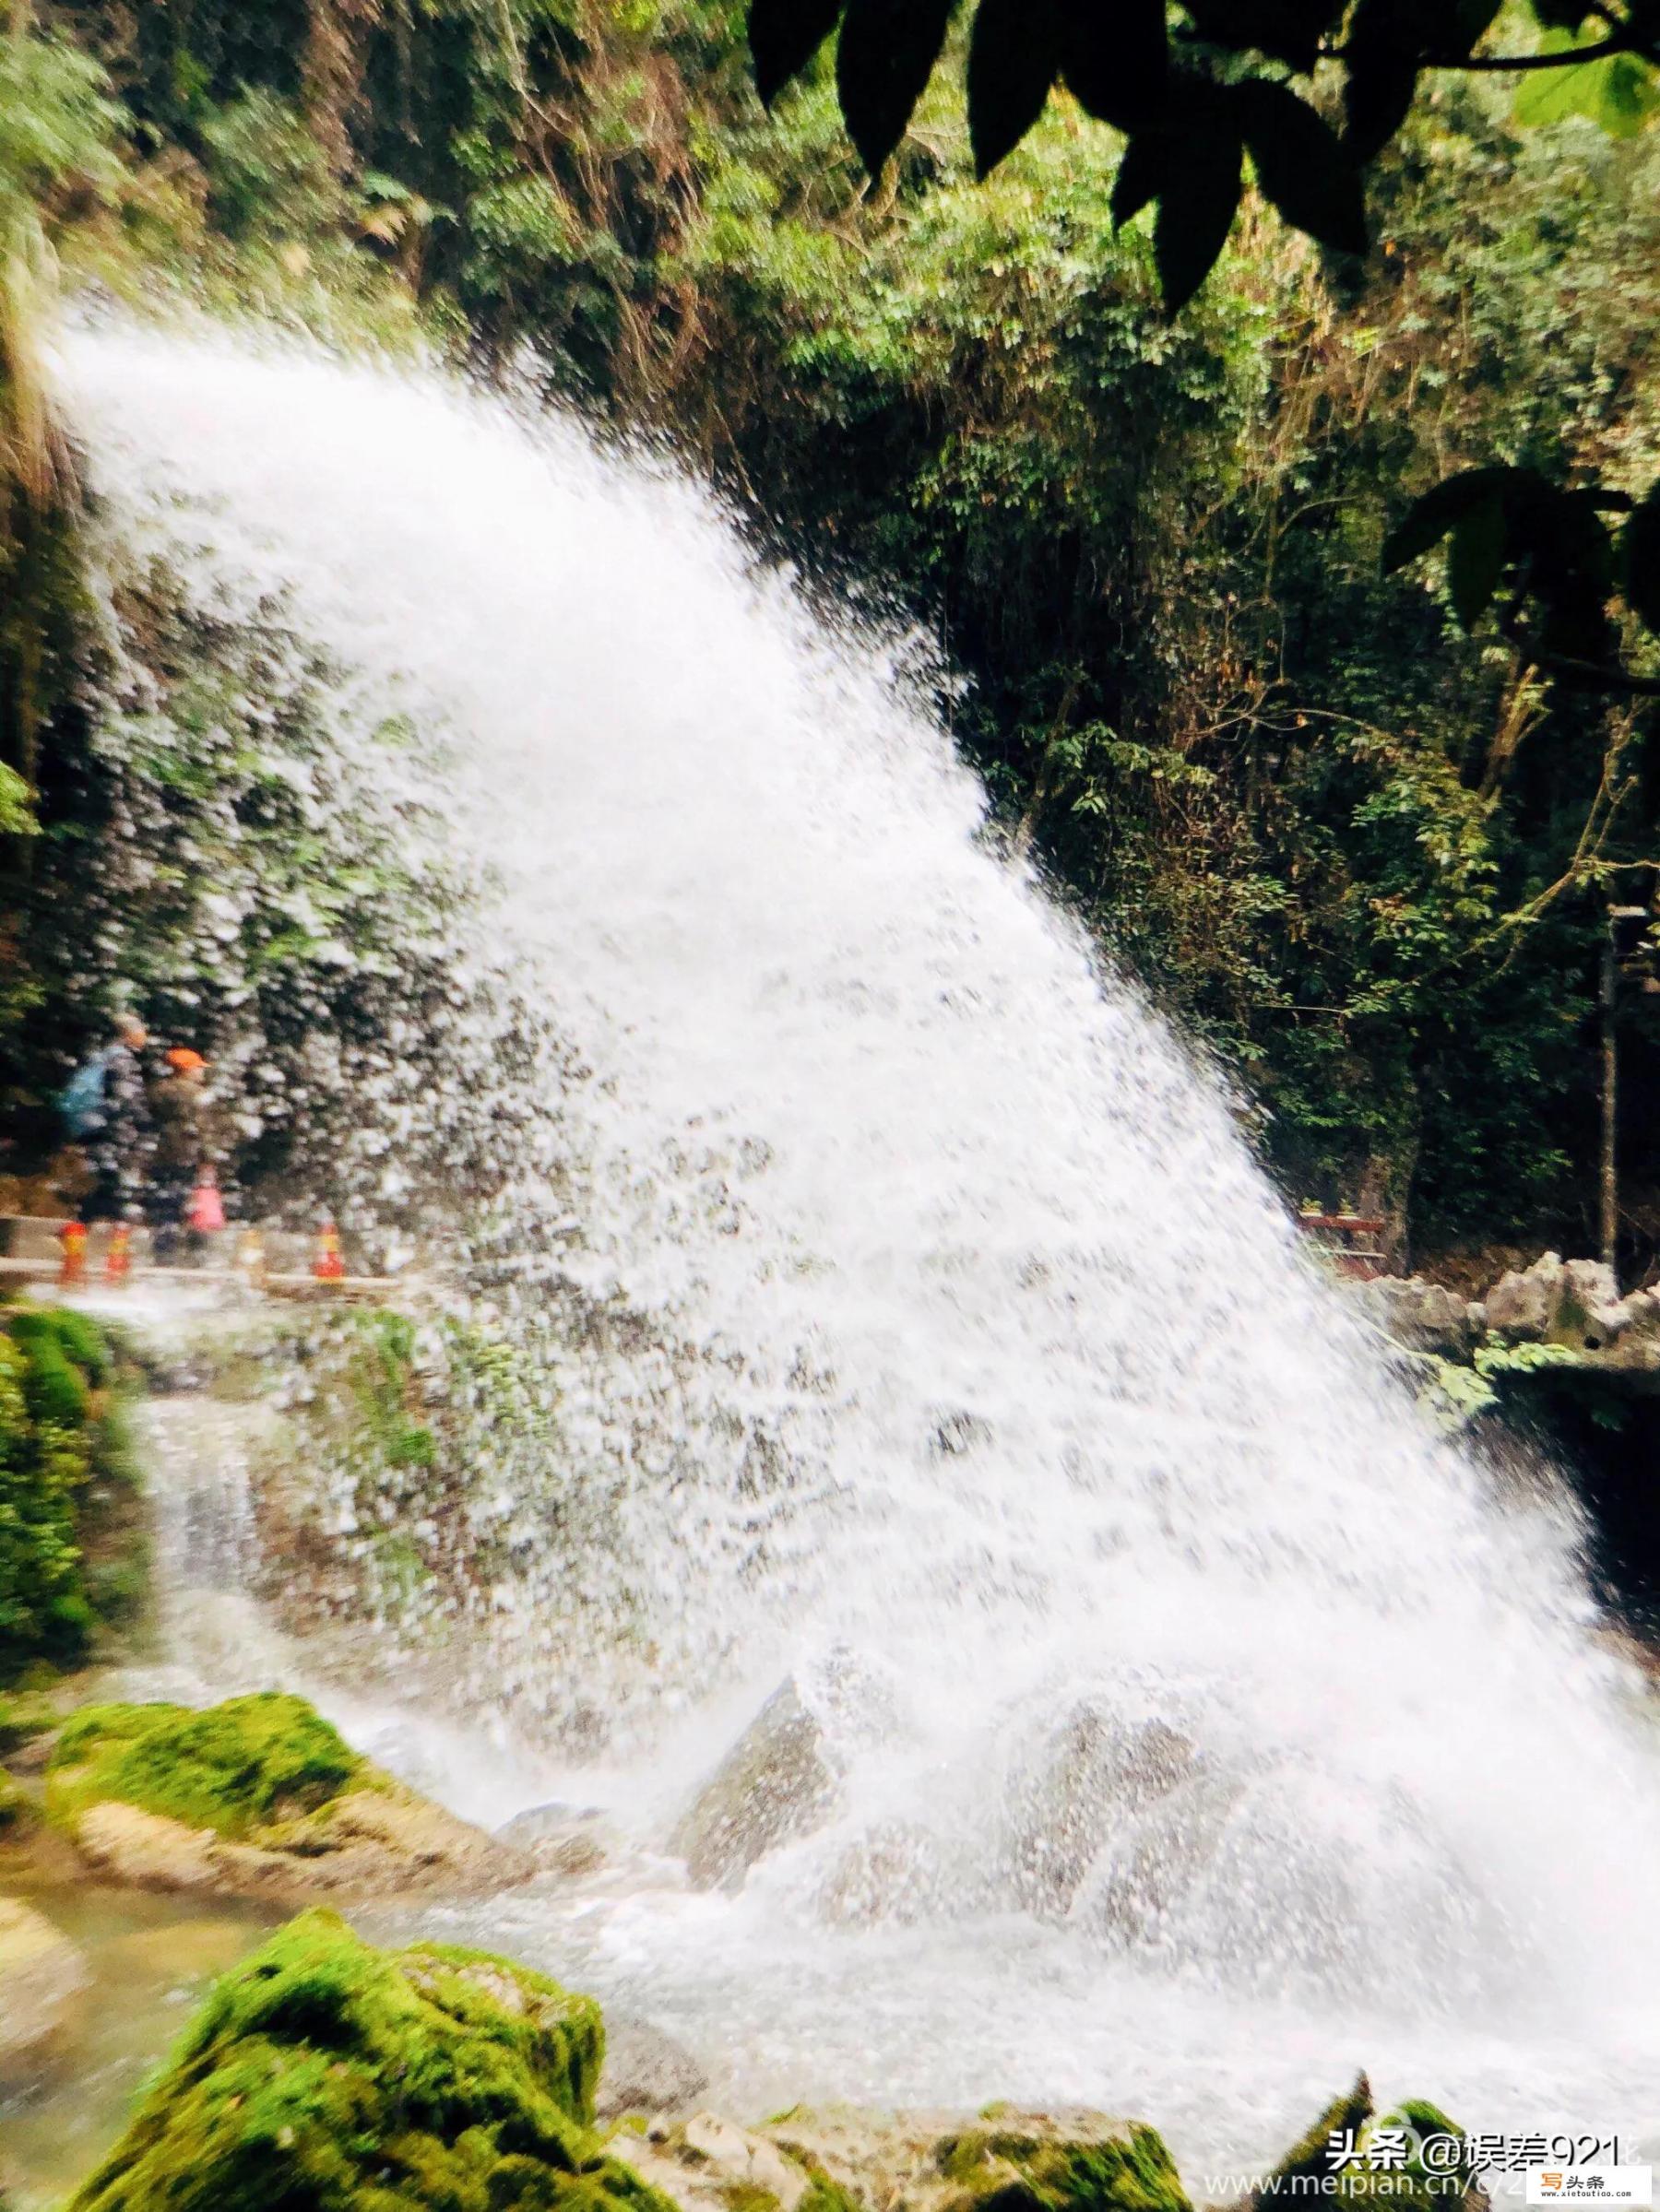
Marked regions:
[103,1223,133,1286]
[59,1220,88,1288]
[313,1221,345,1283]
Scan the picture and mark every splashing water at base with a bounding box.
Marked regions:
[53,322,1660,2168]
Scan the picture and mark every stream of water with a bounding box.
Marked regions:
[38,321,1660,2185]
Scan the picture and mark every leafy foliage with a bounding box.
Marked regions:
[748,0,1660,682]
[0,1304,129,1675]
[2,0,1659,1267]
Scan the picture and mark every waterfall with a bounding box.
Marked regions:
[55,321,1660,2167]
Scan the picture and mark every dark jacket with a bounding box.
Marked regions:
[148,1073,207,1176]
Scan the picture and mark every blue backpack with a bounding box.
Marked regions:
[59,1048,115,1140]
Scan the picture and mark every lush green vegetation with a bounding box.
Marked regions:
[1,1,1657,1263]
[0,1302,142,1676]
[65,1907,657,2212]
[45,1691,369,1839]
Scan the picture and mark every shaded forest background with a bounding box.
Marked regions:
[6,0,1660,1271]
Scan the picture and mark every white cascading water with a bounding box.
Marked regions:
[54,323,1660,2174]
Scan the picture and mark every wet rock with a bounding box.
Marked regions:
[669,1682,840,1891]
[614,2113,816,2212]
[931,2111,1192,2212]
[59,1908,671,2212]
[1008,1703,1198,1915]
[818,1818,945,1926]
[748,2107,1192,2212]
[1073,1766,1248,1949]
[46,1691,533,1903]
[1486,1253,1567,1341]
[0,1896,91,2085]
[1357,1278,1476,1354]
[595,2012,710,2120]
[496,1801,615,1876]
[1251,2076,1372,2204]
[1251,2081,1485,2212]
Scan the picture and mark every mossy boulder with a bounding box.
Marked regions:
[65,1907,681,2212]
[931,2115,1192,2212]
[45,1692,533,1901]
[1255,2082,1481,2211]
[622,2109,1192,2212]
[48,1692,366,1838]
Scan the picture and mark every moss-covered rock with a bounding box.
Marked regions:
[65,1908,680,2212]
[931,2114,1192,2212]
[0,1684,61,1756]
[622,2109,1192,2212]
[47,1692,366,1839]
[44,1691,533,1900]
[1254,2077,1373,2202]
[1255,2082,1481,2212]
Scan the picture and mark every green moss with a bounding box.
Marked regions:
[46,1692,368,1840]
[0,1685,59,1753]
[7,1307,113,1388]
[1257,2087,1478,2211]
[1259,2077,1373,2199]
[933,2122,1192,2212]
[719,2185,783,2212]
[1337,2109,1478,2212]
[0,1767,25,1827]
[67,1909,680,2212]
[0,1335,89,1673]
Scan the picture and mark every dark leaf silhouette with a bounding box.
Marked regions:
[1183,0,1345,75]
[1061,0,1169,134]
[1152,85,1244,313]
[1447,493,1508,628]
[750,0,846,107]
[1235,80,1369,256]
[969,0,1064,176]
[1342,0,1421,161]
[1382,467,1528,572]
[837,0,959,177]
[1621,489,1660,634]
[1110,128,1165,227]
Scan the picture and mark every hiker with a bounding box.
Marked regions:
[60,1012,152,1225]
[147,1047,214,1263]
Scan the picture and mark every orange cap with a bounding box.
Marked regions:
[166,1047,207,1073]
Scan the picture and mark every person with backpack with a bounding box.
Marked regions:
[147,1046,216,1263]
[61,1012,153,1226]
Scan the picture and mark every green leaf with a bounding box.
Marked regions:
[0,762,36,839]
[836,0,960,176]
[1513,30,1660,136]
[1620,487,1660,633]
[1447,494,1508,628]
[968,0,1063,177]
[750,0,846,106]
[1060,0,1169,134]
[1235,80,1369,256]
[1152,87,1243,313]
